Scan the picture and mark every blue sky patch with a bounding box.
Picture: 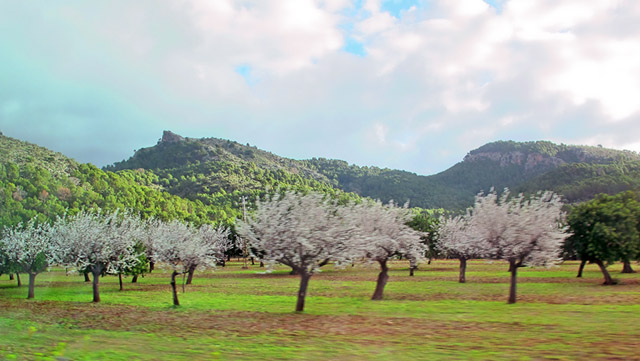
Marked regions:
[343,37,367,57]
[381,0,421,18]
[483,0,504,13]
[234,65,257,86]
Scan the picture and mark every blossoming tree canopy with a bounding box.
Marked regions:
[350,200,426,300]
[438,212,486,283]
[472,190,567,303]
[150,220,231,306]
[0,219,59,299]
[237,191,356,312]
[55,210,144,303]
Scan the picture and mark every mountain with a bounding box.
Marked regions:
[432,141,640,206]
[108,132,640,210]
[104,131,356,209]
[0,133,225,228]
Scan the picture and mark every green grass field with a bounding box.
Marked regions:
[1,260,639,360]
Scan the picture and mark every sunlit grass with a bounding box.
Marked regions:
[1,260,639,360]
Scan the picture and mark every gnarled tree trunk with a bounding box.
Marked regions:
[171,270,180,306]
[296,271,312,312]
[91,269,101,303]
[186,264,197,285]
[27,273,37,299]
[16,273,21,287]
[576,259,587,278]
[372,260,389,300]
[149,261,155,273]
[459,258,467,283]
[508,260,518,304]
[132,274,138,283]
[84,271,91,283]
[594,259,616,285]
[409,259,417,276]
[621,260,635,274]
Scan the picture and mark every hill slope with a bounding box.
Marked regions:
[0,133,226,228]
[108,133,640,210]
[105,131,351,206]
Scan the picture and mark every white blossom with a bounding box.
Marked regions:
[349,199,426,299]
[0,218,60,298]
[237,191,356,311]
[237,191,356,275]
[471,189,567,303]
[351,200,426,264]
[55,210,144,302]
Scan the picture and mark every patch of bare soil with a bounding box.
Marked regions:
[0,298,532,340]
[383,291,640,305]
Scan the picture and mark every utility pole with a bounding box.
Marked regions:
[241,196,249,269]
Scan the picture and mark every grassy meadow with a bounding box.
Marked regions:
[1,260,639,360]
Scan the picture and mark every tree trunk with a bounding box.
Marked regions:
[9,274,14,281]
[427,258,432,265]
[171,270,180,306]
[289,267,300,276]
[260,261,264,267]
[92,270,101,303]
[118,273,123,291]
[84,271,91,283]
[132,274,138,283]
[595,260,616,285]
[459,258,467,283]
[508,260,518,304]
[186,264,197,285]
[295,271,312,312]
[409,259,417,276]
[149,261,155,273]
[16,273,21,287]
[27,273,37,299]
[621,260,635,273]
[372,260,389,300]
[577,259,587,278]
[251,257,255,265]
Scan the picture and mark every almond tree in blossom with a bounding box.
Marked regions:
[151,220,229,306]
[56,211,144,303]
[140,217,165,274]
[0,219,59,299]
[438,212,486,283]
[186,224,232,284]
[237,191,356,312]
[351,200,426,300]
[473,190,567,303]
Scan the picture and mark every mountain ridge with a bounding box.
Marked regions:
[107,131,640,210]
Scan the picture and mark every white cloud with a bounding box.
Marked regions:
[2,0,640,175]
[182,0,345,73]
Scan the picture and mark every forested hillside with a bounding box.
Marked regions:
[109,133,640,211]
[0,134,227,227]
[0,132,361,230]
[4,131,639,224]
[105,132,356,209]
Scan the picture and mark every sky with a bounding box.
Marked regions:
[1,0,640,176]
